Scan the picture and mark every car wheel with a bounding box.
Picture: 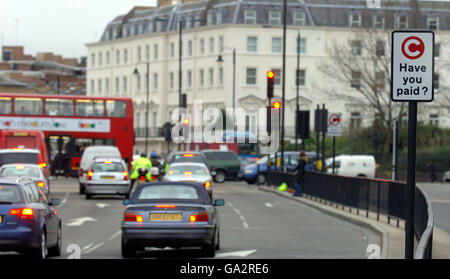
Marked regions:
[29,231,47,259]
[48,224,62,257]
[121,236,136,258]
[215,230,220,251]
[79,183,85,195]
[214,170,226,183]
[202,230,216,258]
[257,173,266,184]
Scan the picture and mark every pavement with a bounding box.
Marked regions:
[257,184,450,259]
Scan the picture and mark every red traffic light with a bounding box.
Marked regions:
[273,101,281,109]
[267,71,275,79]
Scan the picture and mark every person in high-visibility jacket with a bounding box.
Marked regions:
[130,153,152,183]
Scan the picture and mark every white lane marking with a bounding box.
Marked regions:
[227,202,249,229]
[83,242,104,254]
[240,215,246,221]
[216,249,257,258]
[66,217,97,226]
[108,230,122,241]
[82,244,93,251]
[242,222,249,229]
[56,192,70,208]
[96,203,110,208]
[265,202,273,208]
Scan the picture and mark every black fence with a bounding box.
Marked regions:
[266,170,434,259]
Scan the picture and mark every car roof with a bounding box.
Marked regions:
[0,177,33,185]
[0,163,42,168]
[0,148,40,154]
[93,157,123,162]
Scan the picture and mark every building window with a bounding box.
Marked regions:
[428,16,439,30]
[209,68,214,86]
[219,36,224,52]
[116,50,120,65]
[90,80,95,95]
[145,45,150,61]
[195,14,202,27]
[115,77,120,95]
[199,69,204,87]
[136,113,140,128]
[429,114,439,126]
[217,9,223,24]
[293,11,306,26]
[296,69,305,86]
[187,70,192,88]
[98,53,103,67]
[97,79,102,95]
[154,44,159,60]
[272,37,282,53]
[218,68,223,86]
[350,112,362,128]
[434,73,439,90]
[136,75,141,93]
[91,53,95,67]
[105,78,110,95]
[376,40,385,56]
[269,11,281,25]
[200,39,205,55]
[207,11,214,25]
[296,38,306,54]
[244,10,257,24]
[156,21,162,32]
[137,46,142,62]
[349,13,361,28]
[123,49,128,64]
[152,73,158,90]
[351,40,362,55]
[375,72,385,89]
[373,15,385,29]
[106,51,110,65]
[351,71,361,89]
[247,37,257,53]
[134,24,139,36]
[185,15,192,29]
[170,43,175,58]
[434,43,440,58]
[169,72,174,89]
[273,69,282,85]
[123,77,127,94]
[396,15,408,29]
[246,68,257,85]
[188,40,193,56]
[209,37,214,54]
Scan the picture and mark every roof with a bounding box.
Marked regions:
[98,0,450,42]
[0,148,40,154]
[0,76,28,88]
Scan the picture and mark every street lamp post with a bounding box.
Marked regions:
[133,61,150,155]
[217,47,236,112]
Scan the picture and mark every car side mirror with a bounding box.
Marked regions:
[49,198,61,206]
[214,199,225,206]
[123,199,130,206]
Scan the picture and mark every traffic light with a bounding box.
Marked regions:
[296,110,310,139]
[267,71,274,99]
[273,101,281,110]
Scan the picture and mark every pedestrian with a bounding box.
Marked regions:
[293,151,308,197]
[427,160,437,182]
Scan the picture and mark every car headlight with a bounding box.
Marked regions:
[244,169,254,174]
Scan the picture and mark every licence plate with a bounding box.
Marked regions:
[182,180,196,183]
[150,213,182,221]
[0,215,2,224]
[101,176,115,180]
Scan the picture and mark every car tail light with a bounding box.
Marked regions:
[189,212,208,222]
[9,208,34,220]
[124,212,143,222]
[36,181,45,188]
[123,171,128,181]
[87,170,93,180]
[151,176,156,180]
[39,163,46,168]
[203,181,211,189]
[183,154,194,157]
[140,176,145,181]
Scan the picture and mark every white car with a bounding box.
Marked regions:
[0,163,51,195]
[163,163,214,199]
[326,155,376,178]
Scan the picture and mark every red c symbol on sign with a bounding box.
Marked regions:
[401,36,425,60]
[329,114,340,126]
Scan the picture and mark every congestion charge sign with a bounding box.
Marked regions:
[391,31,434,102]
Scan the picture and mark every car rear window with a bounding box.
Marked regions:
[92,162,124,172]
[168,165,208,176]
[0,166,41,178]
[0,153,39,166]
[212,152,237,160]
[0,185,22,203]
[138,185,199,200]
[170,154,206,164]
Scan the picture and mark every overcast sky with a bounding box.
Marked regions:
[0,0,157,59]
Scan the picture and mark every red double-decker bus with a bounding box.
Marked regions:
[0,93,134,177]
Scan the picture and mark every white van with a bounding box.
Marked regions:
[326,155,376,178]
[79,146,122,194]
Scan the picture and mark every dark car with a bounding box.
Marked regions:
[201,150,241,183]
[0,177,62,258]
[121,181,224,258]
[167,152,209,169]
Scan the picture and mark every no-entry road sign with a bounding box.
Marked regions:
[391,31,434,102]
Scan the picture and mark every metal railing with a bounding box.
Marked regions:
[266,170,434,259]
[134,127,164,138]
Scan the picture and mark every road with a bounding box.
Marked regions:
[418,182,450,234]
[1,177,381,259]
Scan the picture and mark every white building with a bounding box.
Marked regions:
[86,0,450,155]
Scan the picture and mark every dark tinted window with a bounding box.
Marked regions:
[93,162,124,172]
[212,152,237,161]
[0,185,22,203]
[203,153,216,161]
[0,153,39,166]
[170,154,206,164]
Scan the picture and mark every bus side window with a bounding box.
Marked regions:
[106,100,126,117]
[0,97,12,114]
[14,98,43,115]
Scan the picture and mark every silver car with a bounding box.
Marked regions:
[0,164,50,195]
[163,163,214,199]
[443,171,450,182]
[85,157,131,199]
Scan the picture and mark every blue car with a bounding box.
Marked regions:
[239,151,317,184]
[0,177,62,258]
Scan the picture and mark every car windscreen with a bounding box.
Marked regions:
[0,185,23,203]
[168,165,208,176]
[170,154,205,164]
[0,166,41,178]
[137,185,199,200]
[92,162,124,172]
[0,153,39,166]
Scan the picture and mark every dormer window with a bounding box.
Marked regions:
[245,10,257,24]
[269,11,281,25]
[293,11,306,26]
[428,16,439,30]
[396,15,408,29]
[349,13,361,28]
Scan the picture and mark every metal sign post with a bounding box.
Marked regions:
[391,30,434,259]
